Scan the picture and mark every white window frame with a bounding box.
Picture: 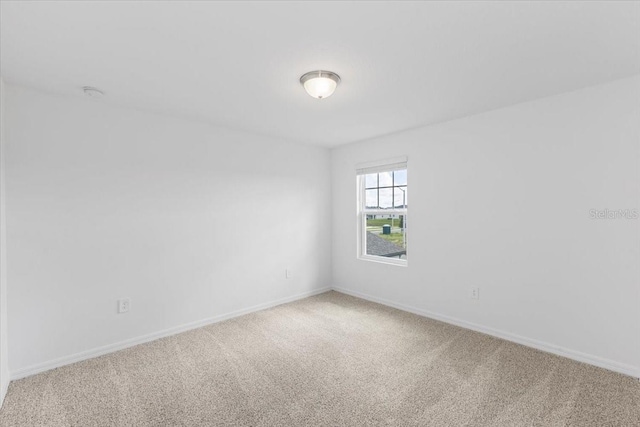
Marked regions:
[356,157,408,266]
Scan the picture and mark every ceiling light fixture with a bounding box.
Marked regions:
[82,86,104,98]
[300,70,341,99]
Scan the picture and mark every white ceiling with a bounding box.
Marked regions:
[1,1,639,147]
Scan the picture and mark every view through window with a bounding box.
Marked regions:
[357,162,407,264]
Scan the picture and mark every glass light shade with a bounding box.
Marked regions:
[300,71,340,99]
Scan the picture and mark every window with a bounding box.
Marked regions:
[357,158,407,265]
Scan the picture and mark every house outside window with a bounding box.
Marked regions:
[357,158,407,266]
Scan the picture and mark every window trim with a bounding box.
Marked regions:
[356,160,408,267]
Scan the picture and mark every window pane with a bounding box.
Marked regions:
[394,186,407,208]
[365,214,407,259]
[394,169,407,186]
[365,189,378,208]
[364,173,378,189]
[378,171,393,187]
[379,188,393,208]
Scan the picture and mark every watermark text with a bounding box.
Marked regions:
[589,209,639,220]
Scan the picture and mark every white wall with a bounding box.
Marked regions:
[0,78,9,404]
[331,75,640,377]
[4,76,639,382]
[4,84,331,376]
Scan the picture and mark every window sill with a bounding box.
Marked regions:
[358,254,407,267]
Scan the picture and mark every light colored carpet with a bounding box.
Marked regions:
[1,291,638,426]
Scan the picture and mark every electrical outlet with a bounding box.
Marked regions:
[118,298,131,314]
[285,268,292,279]
[469,287,479,300]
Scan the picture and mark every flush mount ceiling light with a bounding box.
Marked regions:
[300,70,341,99]
[82,86,104,98]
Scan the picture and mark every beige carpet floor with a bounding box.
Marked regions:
[0,291,638,426]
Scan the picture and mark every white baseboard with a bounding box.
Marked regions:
[332,286,640,380]
[0,375,8,408]
[9,285,639,382]
[10,287,331,380]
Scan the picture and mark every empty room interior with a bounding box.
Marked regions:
[0,1,639,426]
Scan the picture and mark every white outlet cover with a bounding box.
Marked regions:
[118,298,130,313]
[470,288,480,300]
